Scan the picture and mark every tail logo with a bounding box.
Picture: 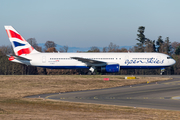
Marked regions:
[13,41,25,47]
[5,26,36,56]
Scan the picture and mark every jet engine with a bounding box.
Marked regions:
[97,64,120,73]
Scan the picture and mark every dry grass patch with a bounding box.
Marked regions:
[0,98,180,120]
[0,75,179,120]
[0,75,170,99]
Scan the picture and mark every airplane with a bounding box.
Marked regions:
[4,26,176,75]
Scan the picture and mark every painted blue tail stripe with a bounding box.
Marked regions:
[13,41,25,47]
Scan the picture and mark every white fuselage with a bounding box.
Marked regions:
[13,52,176,70]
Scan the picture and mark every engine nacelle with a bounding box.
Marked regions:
[97,64,120,73]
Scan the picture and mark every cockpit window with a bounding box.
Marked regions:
[167,57,172,59]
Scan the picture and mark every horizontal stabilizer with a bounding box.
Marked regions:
[7,54,31,61]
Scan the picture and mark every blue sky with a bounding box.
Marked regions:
[0,0,180,47]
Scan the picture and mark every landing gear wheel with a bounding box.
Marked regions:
[87,72,92,75]
[87,71,96,75]
[92,72,96,75]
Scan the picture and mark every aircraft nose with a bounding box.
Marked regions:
[172,59,176,65]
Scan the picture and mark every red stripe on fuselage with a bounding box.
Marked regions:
[16,46,34,56]
[8,30,26,41]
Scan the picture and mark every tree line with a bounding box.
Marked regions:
[1,26,180,75]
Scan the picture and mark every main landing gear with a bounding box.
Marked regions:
[87,66,96,75]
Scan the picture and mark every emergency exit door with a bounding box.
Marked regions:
[42,56,46,63]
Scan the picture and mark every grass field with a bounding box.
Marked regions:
[0,75,180,120]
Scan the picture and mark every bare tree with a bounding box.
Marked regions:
[144,39,156,52]
[171,42,180,54]
[44,41,57,50]
[0,46,14,75]
[116,48,128,52]
[88,46,100,52]
[158,37,171,54]
[59,45,68,52]
[108,42,119,52]
[27,38,38,48]
[102,47,108,52]
[0,45,12,55]
[36,46,42,52]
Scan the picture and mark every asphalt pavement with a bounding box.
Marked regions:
[27,75,180,111]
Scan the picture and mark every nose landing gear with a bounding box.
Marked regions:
[160,68,165,75]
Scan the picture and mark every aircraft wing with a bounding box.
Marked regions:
[71,57,107,66]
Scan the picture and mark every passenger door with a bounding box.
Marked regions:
[42,56,46,63]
